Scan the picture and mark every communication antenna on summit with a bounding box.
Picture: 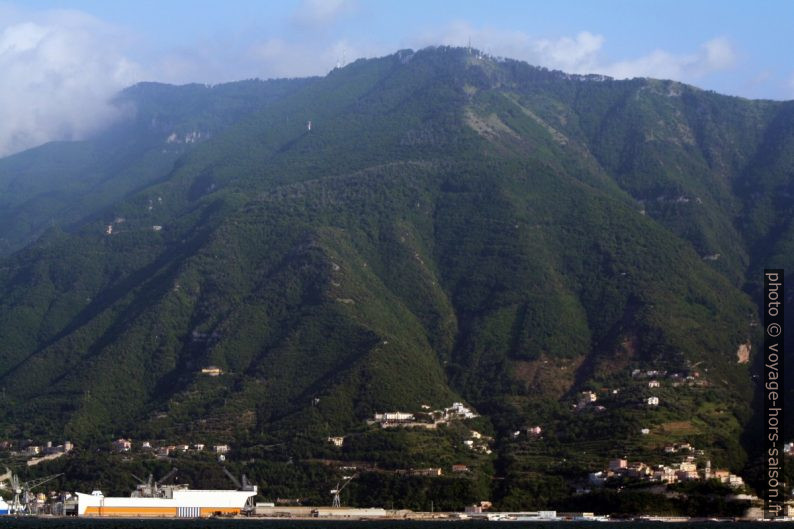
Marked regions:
[467,37,472,54]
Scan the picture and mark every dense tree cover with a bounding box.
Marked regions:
[0,46,791,512]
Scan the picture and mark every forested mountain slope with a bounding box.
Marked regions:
[0,47,791,507]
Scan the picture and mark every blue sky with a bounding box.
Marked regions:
[0,0,791,155]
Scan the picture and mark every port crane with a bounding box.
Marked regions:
[222,466,257,513]
[222,466,256,491]
[8,472,62,514]
[330,474,356,508]
[130,468,179,498]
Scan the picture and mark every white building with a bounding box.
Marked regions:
[446,402,478,419]
[374,412,414,422]
[327,436,345,447]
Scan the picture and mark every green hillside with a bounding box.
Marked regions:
[0,47,791,510]
[0,78,313,256]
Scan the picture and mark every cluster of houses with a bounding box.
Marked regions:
[463,430,492,454]
[0,440,74,466]
[329,402,490,460]
[631,368,709,388]
[111,438,230,460]
[367,402,479,429]
[572,364,716,417]
[589,444,745,489]
[575,389,662,411]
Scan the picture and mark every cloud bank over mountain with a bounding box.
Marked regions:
[0,8,141,156]
[430,21,736,82]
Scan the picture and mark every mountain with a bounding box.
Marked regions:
[0,47,791,510]
[0,78,314,256]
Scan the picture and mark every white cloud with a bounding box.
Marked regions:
[419,21,603,74]
[426,21,736,82]
[0,8,142,156]
[531,32,604,73]
[292,0,355,28]
[601,37,737,80]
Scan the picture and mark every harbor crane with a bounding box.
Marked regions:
[8,472,62,514]
[222,466,255,491]
[330,474,356,508]
[222,466,257,513]
[131,468,179,498]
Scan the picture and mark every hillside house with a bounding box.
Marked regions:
[445,402,477,419]
[627,462,650,478]
[411,468,442,477]
[653,467,678,483]
[676,469,699,481]
[327,436,345,447]
[112,439,132,452]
